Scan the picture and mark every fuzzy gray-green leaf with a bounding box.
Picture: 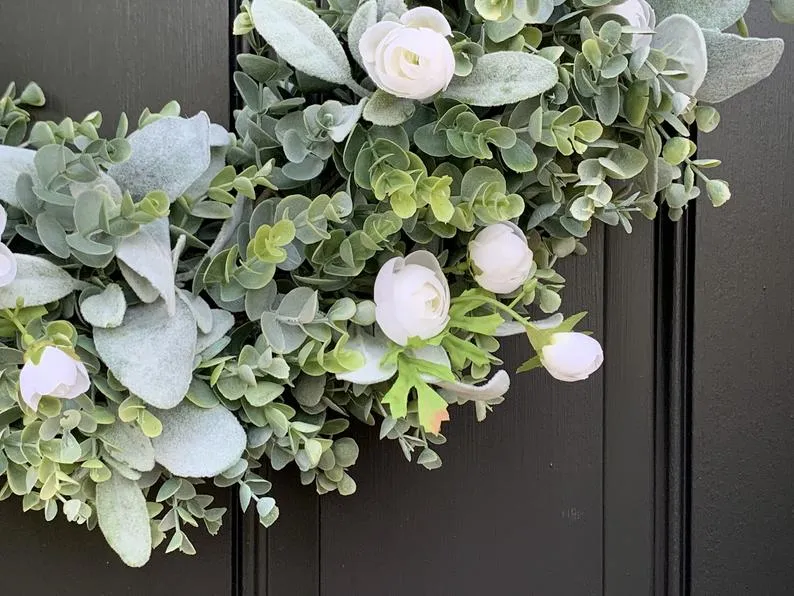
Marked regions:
[96,473,152,568]
[93,298,197,409]
[443,52,558,107]
[151,402,247,478]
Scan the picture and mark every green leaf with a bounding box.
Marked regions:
[771,0,794,23]
[0,146,35,207]
[598,145,648,180]
[108,112,211,201]
[81,283,127,328]
[96,473,152,568]
[93,297,197,409]
[697,31,785,104]
[0,254,77,309]
[362,90,416,126]
[348,0,377,67]
[647,0,749,30]
[336,331,397,384]
[151,402,247,478]
[443,52,558,107]
[101,421,155,472]
[116,218,176,314]
[249,0,353,85]
[650,14,707,97]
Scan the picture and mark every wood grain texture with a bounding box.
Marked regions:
[319,227,606,596]
[692,4,794,594]
[0,2,233,594]
[0,0,229,126]
[603,220,656,595]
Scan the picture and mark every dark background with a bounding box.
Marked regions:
[0,1,791,594]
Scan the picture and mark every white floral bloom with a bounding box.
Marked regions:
[359,7,456,101]
[0,204,16,287]
[0,242,16,287]
[541,332,604,382]
[374,250,450,345]
[594,0,656,51]
[19,346,91,410]
[469,222,533,294]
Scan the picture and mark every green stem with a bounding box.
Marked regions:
[2,308,27,335]
[736,17,750,38]
[452,295,533,328]
[346,79,372,99]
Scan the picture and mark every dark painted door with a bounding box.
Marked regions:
[0,2,790,595]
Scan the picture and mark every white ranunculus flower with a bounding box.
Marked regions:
[541,332,604,382]
[374,250,450,345]
[594,0,656,51]
[359,7,456,101]
[0,204,16,287]
[19,346,91,410]
[469,222,534,294]
[0,242,17,287]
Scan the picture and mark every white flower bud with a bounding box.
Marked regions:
[541,332,604,382]
[469,222,533,294]
[374,250,450,345]
[19,346,91,410]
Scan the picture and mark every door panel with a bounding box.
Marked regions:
[0,2,233,594]
[692,4,794,594]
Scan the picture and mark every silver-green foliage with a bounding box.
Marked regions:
[0,0,788,568]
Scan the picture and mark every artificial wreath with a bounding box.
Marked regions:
[0,0,789,567]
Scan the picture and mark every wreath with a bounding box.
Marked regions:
[0,0,789,567]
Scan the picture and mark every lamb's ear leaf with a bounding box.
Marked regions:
[362,90,416,127]
[151,402,247,478]
[347,0,377,68]
[0,254,77,309]
[107,112,211,202]
[647,0,749,31]
[443,52,558,107]
[96,473,152,568]
[697,31,785,104]
[100,421,155,472]
[249,0,353,85]
[116,218,176,314]
[94,298,197,409]
[0,146,35,207]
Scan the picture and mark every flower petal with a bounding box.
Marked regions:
[0,242,17,288]
[400,6,452,36]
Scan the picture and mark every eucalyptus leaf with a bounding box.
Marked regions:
[101,421,155,472]
[336,331,397,384]
[81,283,126,329]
